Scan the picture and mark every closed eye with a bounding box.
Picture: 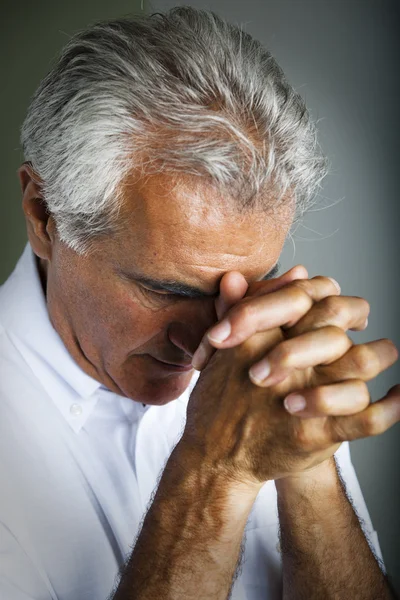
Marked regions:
[141,286,190,301]
[262,262,281,280]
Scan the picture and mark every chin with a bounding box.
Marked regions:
[122,370,194,406]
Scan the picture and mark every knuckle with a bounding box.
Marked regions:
[318,296,350,323]
[287,282,312,311]
[292,423,314,452]
[353,377,370,399]
[271,341,294,368]
[324,324,350,342]
[362,405,386,436]
[229,300,256,329]
[288,278,311,295]
[350,345,380,377]
[236,301,256,323]
[313,388,332,413]
[350,379,371,410]
[329,418,347,443]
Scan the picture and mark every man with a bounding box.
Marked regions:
[1,6,398,600]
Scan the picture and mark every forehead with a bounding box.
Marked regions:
[112,172,292,284]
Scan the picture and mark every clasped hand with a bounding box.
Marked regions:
[183,265,399,486]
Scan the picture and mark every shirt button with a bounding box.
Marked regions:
[70,403,83,416]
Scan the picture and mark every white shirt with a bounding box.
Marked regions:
[0,243,384,600]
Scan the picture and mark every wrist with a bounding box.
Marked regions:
[170,440,261,518]
[275,456,339,496]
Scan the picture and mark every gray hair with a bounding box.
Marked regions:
[20,6,329,254]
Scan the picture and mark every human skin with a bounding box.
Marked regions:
[19,164,399,599]
[111,307,398,599]
[19,165,295,405]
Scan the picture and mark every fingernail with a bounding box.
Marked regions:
[284,394,306,413]
[364,317,368,329]
[328,277,341,294]
[207,320,231,343]
[249,360,271,384]
[191,343,207,370]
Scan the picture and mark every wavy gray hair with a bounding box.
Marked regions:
[20,6,329,254]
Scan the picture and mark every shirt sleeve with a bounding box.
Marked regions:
[334,442,385,569]
[0,521,52,600]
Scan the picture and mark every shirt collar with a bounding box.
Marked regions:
[0,243,102,432]
[1,243,199,434]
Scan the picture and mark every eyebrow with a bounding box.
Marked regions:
[120,261,281,299]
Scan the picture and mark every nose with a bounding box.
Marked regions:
[167,323,195,357]
[167,300,217,357]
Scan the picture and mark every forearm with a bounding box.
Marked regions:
[111,442,259,600]
[275,456,393,600]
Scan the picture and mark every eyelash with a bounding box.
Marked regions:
[142,286,180,302]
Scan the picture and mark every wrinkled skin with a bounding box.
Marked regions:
[20,165,294,405]
[182,274,399,485]
[183,324,341,485]
[20,163,400,485]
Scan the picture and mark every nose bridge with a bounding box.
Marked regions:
[167,297,217,356]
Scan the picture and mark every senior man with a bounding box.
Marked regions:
[1,7,399,600]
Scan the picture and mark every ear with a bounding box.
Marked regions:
[18,163,57,260]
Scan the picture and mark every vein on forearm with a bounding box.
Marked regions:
[276,457,393,600]
[110,446,256,600]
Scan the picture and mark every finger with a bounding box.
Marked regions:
[315,338,399,386]
[190,272,249,373]
[245,264,309,299]
[282,379,370,417]
[191,272,248,372]
[206,276,341,349]
[284,295,370,339]
[329,384,400,442]
[192,265,309,371]
[215,271,249,321]
[248,325,352,387]
[216,264,309,319]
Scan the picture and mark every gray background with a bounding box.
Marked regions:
[1,0,399,592]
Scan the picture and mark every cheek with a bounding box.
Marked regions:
[77,281,170,350]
